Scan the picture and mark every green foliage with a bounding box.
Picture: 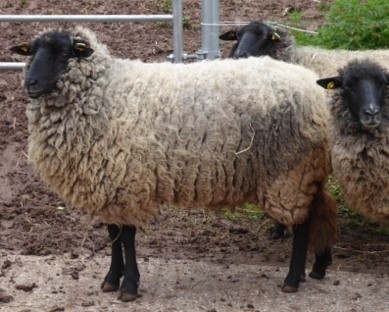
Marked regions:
[292,0,389,50]
[160,0,173,13]
[328,176,389,236]
[182,15,191,29]
[154,0,191,29]
[223,203,264,221]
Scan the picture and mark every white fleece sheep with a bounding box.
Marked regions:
[13,27,337,297]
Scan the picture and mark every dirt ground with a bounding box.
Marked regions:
[0,0,388,311]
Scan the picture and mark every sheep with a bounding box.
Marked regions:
[219,21,389,77]
[219,21,295,61]
[11,26,337,302]
[222,21,389,223]
[316,58,389,224]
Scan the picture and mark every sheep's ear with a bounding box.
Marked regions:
[73,42,94,58]
[219,30,237,41]
[316,77,343,89]
[10,42,32,56]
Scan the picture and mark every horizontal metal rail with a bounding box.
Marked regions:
[0,9,182,69]
[0,62,25,70]
[0,14,173,23]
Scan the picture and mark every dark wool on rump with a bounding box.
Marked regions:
[328,62,389,223]
[24,27,335,251]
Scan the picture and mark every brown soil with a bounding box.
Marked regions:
[0,0,388,311]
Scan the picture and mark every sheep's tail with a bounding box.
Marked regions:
[308,188,338,255]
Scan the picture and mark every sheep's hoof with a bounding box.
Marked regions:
[118,291,141,302]
[309,270,325,280]
[101,271,123,292]
[101,281,119,292]
[281,284,299,293]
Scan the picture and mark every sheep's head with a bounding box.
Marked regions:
[219,21,281,59]
[10,29,94,98]
[317,59,389,130]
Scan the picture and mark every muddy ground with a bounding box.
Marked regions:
[0,0,388,311]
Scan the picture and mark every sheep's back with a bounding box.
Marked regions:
[292,46,389,77]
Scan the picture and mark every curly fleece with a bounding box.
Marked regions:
[329,60,389,223]
[25,27,336,251]
[260,26,389,77]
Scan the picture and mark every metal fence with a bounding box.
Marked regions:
[0,0,186,70]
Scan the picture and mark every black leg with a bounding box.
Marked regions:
[118,225,140,302]
[282,219,310,293]
[271,222,287,239]
[309,248,332,280]
[101,224,124,292]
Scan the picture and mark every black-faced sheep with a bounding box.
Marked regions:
[220,21,389,77]
[11,27,337,302]
[219,21,294,61]
[316,59,389,224]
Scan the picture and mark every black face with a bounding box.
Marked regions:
[219,21,280,59]
[233,23,274,58]
[10,30,94,98]
[343,72,387,129]
[316,60,389,130]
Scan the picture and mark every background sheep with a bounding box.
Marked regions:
[219,21,389,77]
[220,21,389,224]
[11,27,337,302]
[316,58,389,224]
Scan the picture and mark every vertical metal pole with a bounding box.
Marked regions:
[172,0,183,63]
[199,0,220,60]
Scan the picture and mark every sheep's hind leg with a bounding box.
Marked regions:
[309,248,332,280]
[101,224,124,292]
[282,219,309,293]
[118,225,140,302]
[271,222,288,239]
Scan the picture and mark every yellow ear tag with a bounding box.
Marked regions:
[327,81,335,89]
[75,42,87,52]
[271,32,281,40]
[20,43,29,52]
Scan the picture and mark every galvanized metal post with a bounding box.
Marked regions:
[172,0,183,63]
[199,0,220,60]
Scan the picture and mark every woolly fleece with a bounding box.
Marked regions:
[25,27,333,240]
[261,26,389,77]
[328,60,389,223]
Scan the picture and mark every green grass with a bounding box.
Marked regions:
[290,0,389,49]
[328,176,389,236]
[223,203,264,221]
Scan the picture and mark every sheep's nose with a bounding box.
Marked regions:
[234,50,249,59]
[364,106,379,116]
[25,78,38,88]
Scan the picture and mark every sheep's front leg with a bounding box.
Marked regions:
[118,225,140,302]
[282,219,309,293]
[101,224,124,292]
[309,248,332,280]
